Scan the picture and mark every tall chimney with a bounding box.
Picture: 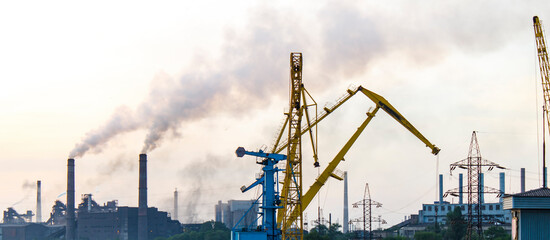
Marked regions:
[458,173,463,205]
[480,173,484,204]
[521,168,526,193]
[67,159,75,240]
[36,180,42,223]
[499,172,505,203]
[439,174,443,203]
[174,188,178,221]
[138,154,148,240]
[545,167,548,188]
[343,171,349,233]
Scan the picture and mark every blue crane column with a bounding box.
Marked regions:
[235,147,285,240]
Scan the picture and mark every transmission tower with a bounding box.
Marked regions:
[352,183,382,240]
[446,131,505,239]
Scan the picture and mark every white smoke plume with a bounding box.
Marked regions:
[21,180,35,190]
[69,106,141,158]
[68,1,528,157]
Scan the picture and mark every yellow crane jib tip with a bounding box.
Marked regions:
[432,147,441,155]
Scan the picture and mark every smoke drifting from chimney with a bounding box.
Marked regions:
[68,2,525,158]
[69,107,139,158]
[67,159,76,240]
[138,154,148,240]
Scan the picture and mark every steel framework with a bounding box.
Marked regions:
[446,131,504,239]
[281,53,305,240]
[352,183,382,240]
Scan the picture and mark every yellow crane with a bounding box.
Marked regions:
[533,16,550,187]
[271,53,440,239]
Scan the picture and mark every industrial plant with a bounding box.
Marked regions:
[0,155,181,240]
[3,12,550,240]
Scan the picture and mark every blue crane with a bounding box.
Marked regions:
[232,147,286,240]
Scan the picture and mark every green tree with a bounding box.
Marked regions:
[414,231,443,240]
[304,223,348,240]
[165,221,230,240]
[383,236,407,240]
[484,226,510,240]
[445,206,466,240]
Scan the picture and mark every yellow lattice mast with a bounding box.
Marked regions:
[281,53,305,240]
[271,53,439,239]
[534,16,550,187]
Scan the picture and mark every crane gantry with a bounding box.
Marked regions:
[534,16,550,187]
[268,53,440,240]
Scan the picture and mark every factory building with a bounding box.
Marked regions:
[393,172,513,238]
[215,200,258,229]
[77,203,181,240]
[503,187,550,239]
[418,201,510,224]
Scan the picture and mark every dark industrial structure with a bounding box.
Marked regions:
[77,194,181,240]
[1,154,181,239]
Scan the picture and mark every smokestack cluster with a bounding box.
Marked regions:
[139,154,148,240]
[67,159,75,240]
[36,180,41,223]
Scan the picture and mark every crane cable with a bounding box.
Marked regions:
[535,32,542,185]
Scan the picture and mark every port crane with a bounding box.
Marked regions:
[275,84,440,237]
[237,53,440,239]
[534,16,550,187]
[233,147,287,240]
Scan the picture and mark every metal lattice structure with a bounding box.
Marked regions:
[447,131,505,239]
[281,53,305,240]
[268,53,439,239]
[352,183,382,240]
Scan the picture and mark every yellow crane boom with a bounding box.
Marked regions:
[276,86,440,228]
[534,16,550,134]
[533,16,550,188]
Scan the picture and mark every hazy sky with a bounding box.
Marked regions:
[1,0,550,228]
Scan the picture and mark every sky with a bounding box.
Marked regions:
[1,0,550,229]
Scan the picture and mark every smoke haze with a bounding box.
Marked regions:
[69,0,528,158]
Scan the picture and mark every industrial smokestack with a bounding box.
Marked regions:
[36,180,42,223]
[480,173,484,204]
[67,159,75,240]
[138,154,148,240]
[174,188,178,221]
[499,172,505,203]
[439,174,443,203]
[343,171,348,233]
[458,173,463,205]
[521,168,525,193]
[545,167,548,188]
